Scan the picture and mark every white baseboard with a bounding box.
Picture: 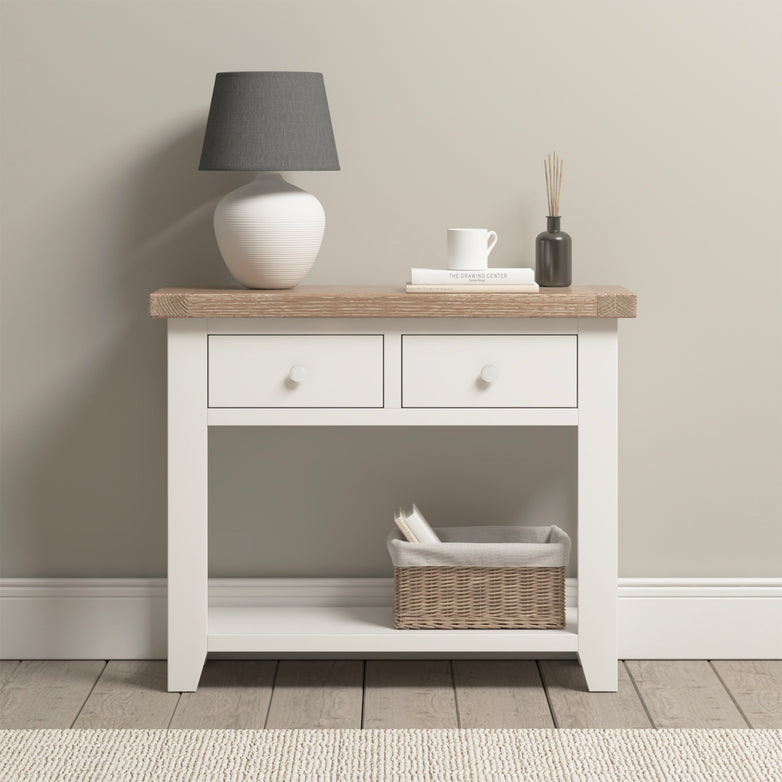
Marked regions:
[0,580,167,660]
[617,579,782,659]
[1,578,779,660]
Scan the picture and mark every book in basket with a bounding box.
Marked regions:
[393,504,440,543]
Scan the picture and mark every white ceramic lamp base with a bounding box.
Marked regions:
[214,173,325,289]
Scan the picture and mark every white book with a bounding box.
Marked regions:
[406,283,540,293]
[410,267,535,285]
[393,508,418,542]
[393,504,440,544]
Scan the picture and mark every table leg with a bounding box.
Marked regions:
[577,319,619,692]
[167,319,208,692]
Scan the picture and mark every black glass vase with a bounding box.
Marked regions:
[535,216,572,287]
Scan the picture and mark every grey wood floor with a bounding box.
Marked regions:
[0,659,779,729]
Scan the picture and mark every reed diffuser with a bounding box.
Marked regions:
[535,153,572,287]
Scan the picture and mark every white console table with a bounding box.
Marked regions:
[150,285,637,693]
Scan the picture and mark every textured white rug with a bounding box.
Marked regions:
[1,729,780,782]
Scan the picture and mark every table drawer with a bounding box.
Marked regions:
[402,335,577,408]
[208,335,384,408]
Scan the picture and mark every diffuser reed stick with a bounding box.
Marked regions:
[544,161,552,215]
[544,153,564,216]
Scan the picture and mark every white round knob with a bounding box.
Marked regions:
[480,364,499,384]
[288,365,308,384]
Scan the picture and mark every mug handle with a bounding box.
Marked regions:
[487,231,498,255]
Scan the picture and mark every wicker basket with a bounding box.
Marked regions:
[388,526,569,630]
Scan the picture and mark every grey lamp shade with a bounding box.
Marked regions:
[199,72,340,171]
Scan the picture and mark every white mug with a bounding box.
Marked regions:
[447,228,498,270]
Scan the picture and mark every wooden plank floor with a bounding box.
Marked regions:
[364,660,458,729]
[539,660,652,728]
[625,660,748,729]
[267,661,363,729]
[0,660,778,729]
[170,660,276,729]
[73,661,178,729]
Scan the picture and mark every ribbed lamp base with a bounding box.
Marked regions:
[213,173,325,289]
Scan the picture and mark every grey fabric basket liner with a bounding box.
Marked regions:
[387,525,571,568]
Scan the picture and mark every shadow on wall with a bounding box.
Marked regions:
[5,123,246,577]
[4,123,576,579]
[120,121,246,288]
[209,426,578,578]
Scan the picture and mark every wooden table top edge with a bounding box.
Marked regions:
[148,285,637,319]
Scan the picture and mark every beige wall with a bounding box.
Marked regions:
[1,0,780,579]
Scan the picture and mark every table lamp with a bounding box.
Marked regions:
[199,72,340,289]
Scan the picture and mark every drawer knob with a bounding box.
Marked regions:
[288,365,308,384]
[480,364,499,384]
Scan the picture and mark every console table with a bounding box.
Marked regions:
[150,285,637,692]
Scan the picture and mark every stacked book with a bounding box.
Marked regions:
[407,267,539,293]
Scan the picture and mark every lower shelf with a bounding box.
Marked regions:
[207,605,579,654]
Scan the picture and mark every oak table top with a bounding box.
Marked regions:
[149,285,636,319]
